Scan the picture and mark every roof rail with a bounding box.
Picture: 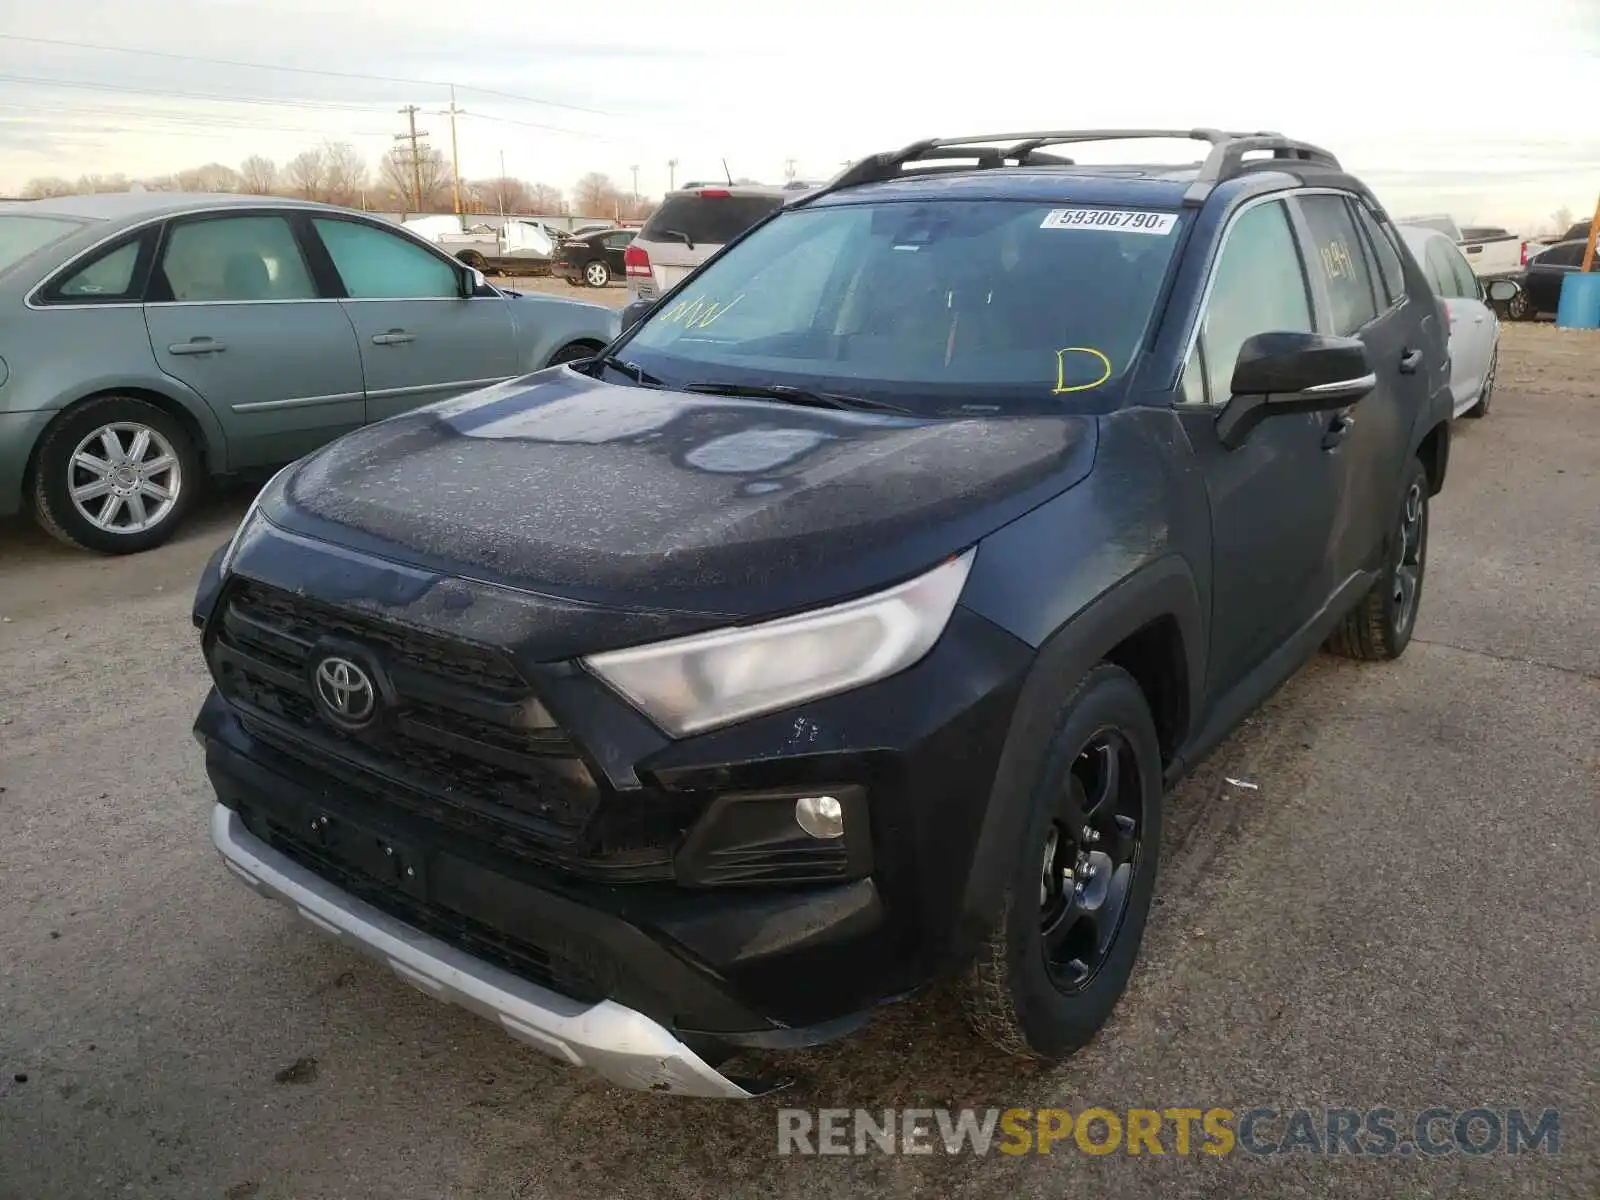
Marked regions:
[800,129,1340,206]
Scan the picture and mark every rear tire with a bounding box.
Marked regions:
[1506,289,1535,322]
[31,395,201,555]
[547,342,600,367]
[583,260,611,287]
[1324,456,1429,661]
[961,664,1163,1060]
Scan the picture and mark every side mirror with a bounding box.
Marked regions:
[620,298,653,334]
[1487,279,1521,303]
[1216,332,1376,449]
[459,265,488,298]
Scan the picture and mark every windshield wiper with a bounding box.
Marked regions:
[682,381,914,415]
[583,354,663,386]
[659,228,695,250]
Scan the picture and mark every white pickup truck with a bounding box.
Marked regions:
[1400,214,1544,280]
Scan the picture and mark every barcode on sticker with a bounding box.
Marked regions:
[1041,209,1177,235]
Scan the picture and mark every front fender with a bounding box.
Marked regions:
[508,294,621,370]
[951,554,1204,960]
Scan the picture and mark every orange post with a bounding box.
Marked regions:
[1582,191,1600,274]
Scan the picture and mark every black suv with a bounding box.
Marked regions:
[193,129,1451,1098]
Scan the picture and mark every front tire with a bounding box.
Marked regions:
[1325,456,1429,661]
[583,260,611,287]
[1506,288,1535,322]
[547,342,600,367]
[962,664,1163,1060]
[31,395,200,555]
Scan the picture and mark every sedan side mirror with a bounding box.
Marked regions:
[620,298,653,334]
[1487,279,1521,303]
[459,265,488,298]
[1216,332,1376,449]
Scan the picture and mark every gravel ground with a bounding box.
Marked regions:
[0,323,1595,1198]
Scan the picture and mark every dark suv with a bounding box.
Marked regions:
[193,129,1452,1098]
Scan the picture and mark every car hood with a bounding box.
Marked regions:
[264,367,1097,622]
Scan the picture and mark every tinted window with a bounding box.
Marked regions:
[1425,241,1467,299]
[604,231,634,249]
[1196,200,1313,404]
[1300,195,1379,334]
[48,238,142,302]
[1442,242,1479,297]
[157,215,316,302]
[0,215,85,272]
[640,193,784,247]
[623,200,1184,406]
[1537,242,1584,268]
[313,219,458,299]
[1352,204,1406,306]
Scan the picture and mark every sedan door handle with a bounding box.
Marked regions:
[371,330,415,345]
[1399,348,1424,374]
[167,337,226,355]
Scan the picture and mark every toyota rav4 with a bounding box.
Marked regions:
[193,129,1452,1098]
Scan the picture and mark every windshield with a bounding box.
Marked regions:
[621,200,1183,408]
[0,215,87,273]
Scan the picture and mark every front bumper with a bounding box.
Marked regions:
[212,803,755,1098]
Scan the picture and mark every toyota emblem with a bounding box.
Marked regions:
[313,656,376,727]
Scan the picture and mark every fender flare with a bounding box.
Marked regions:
[44,375,231,475]
[951,553,1203,960]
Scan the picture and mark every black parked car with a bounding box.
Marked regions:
[552,227,633,287]
[1509,238,1593,320]
[194,128,1453,1098]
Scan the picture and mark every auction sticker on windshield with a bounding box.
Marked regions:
[1041,209,1177,235]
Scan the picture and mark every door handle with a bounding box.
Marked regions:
[167,337,226,355]
[371,330,415,345]
[1322,411,1355,451]
[1399,348,1424,374]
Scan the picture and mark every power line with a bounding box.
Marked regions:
[0,32,614,116]
[0,71,391,114]
[0,100,390,138]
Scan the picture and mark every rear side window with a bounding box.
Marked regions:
[1424,241,1468,299]
[1537,242,1584,267]
[1298,195,1379,335]
[157,215,317,302]
[39,233,152,304]
[1351,204,1406,307]
[640,193,783,248]
[1442,243,1479,298]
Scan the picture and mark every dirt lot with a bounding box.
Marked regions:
[0,324,1595,1198]
[502,275,631,309]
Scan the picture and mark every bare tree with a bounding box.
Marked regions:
[285,147,329,201]
[378,145,452,212]
[1550,206,1574,237]
[22,176,75,199]
[73,173,131,194]
[572,171,620,217]
[321,141,368,209]
[238,155,278,195]
[470,176,531,214]
[527,183,567,214]
[176,162,240,193]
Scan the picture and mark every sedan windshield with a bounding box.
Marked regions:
[0,215,87,273]
[621,200,1183,408]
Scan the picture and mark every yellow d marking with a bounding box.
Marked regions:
[1052,346,1113,394]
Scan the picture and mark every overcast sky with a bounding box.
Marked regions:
[2,0,1597,230]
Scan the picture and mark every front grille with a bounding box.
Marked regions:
[213,580,607,851]
[253,809,603,1001]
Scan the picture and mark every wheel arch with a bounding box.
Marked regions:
[544,337,607,368]
[952,554,1204,963]
[1414,416,1450,496]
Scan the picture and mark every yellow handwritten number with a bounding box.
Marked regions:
[1052,346,1113,395]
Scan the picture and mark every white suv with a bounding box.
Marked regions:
[625,183,808,301]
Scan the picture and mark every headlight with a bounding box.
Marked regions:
[583,550,974,736]
[218,465,289,576]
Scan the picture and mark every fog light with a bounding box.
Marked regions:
[794,795,845,840]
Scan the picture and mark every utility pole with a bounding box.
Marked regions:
[439,86,465,216]
[784,157,798,182]
[498,149,506,220]
[667,158,677,191]
[395,105,428,213]
[629,164,639,203]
